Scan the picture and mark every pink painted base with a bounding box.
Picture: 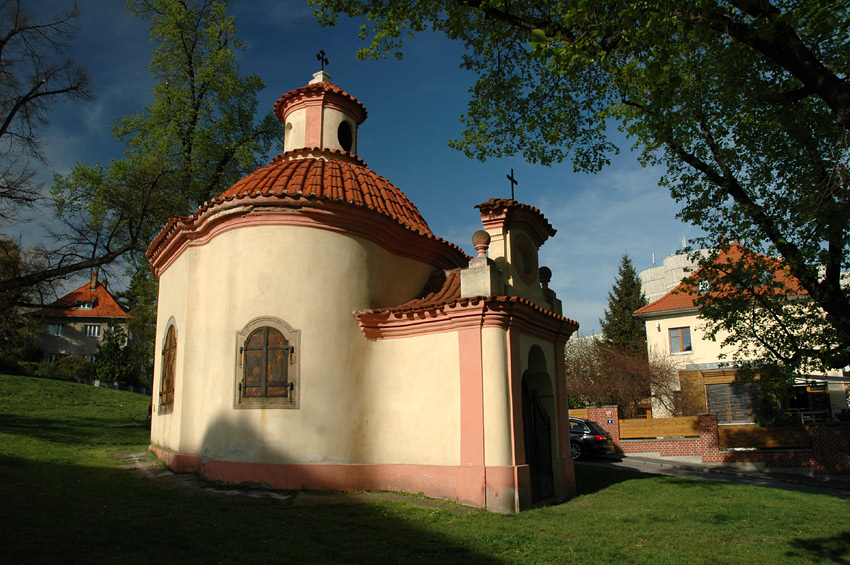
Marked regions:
[149,446,528,512]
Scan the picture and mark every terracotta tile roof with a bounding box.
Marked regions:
[218,150,432,235]
[274,82,367,124]
[361,269,579,328]
[146,149,452,265]
[41,281,130,319]
[633,285,699,316]
[393,269,463,310]
[635,244,807,316]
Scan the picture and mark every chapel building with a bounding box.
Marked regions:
[146,70,579,512]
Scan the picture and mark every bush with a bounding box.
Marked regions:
[16,357,96,382]
[55,355,95,383]
[18,361,58,380]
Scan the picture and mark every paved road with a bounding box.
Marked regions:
[581,455,850,499]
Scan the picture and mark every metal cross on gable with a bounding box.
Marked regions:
[316,50,329,71]
[507,168,518,200]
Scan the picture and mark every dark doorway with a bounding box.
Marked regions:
[522,379,554,501]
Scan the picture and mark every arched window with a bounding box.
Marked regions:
[160,325,176,406]
[235,317,300,409]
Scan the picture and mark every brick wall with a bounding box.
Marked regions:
[583,406,850,474]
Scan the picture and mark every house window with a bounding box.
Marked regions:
[160,325,176,406]
[235,317,300,409]
[74,300,94,310]
[46,354,58,363]
[85,324,101,337]
[669,327,692,354]
[47,324,63,336]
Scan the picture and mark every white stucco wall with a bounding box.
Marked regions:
[359,333,461,465]
[283,108,306,152]
[150,223,458,465]
[643,310,719,370]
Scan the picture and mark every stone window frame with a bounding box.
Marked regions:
[234,316,300,409]
[159,321,177,410]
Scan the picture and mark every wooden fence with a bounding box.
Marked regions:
[620,416,700,439]
[569,408,588,419]
[718,425,811,449]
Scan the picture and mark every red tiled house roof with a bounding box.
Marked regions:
[41,281,130,319]
[635,244,807,316]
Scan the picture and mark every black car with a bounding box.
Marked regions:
[569,417,614,460]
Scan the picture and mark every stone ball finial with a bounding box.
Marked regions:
[539,265,552,287]
[472,230,491,258]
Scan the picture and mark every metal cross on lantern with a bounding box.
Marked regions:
[507,168,518,200]
[316,50,329,71]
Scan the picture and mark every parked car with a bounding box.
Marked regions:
[569,417,613,460]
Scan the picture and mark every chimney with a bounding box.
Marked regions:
[90,269,98,290]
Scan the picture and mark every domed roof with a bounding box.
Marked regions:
[218,149,432,235]
[147,73,461,273]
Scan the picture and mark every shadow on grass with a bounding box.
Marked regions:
[573,461,646,496]
[0,453,500,564]
[786,531,850,564]
[0,413,150,447]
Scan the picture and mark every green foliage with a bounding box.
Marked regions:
[0,238,42,369]
[115,0,285,208]
[599,253,648,357]
[119,268,159,386]
[31,0,287,376]
[94,325,133,384]
[16,361,57,380]
[55,355,95,383]
[736,363,799,427]
[2,0,285,294]
[52,0,285,257]
[312,0,850,370]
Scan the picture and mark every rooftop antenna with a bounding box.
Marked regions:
[507,168,518,200]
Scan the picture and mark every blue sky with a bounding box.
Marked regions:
[20,0,698,335]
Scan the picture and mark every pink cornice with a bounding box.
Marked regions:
[356,296,578,342]
[147,197,468,278]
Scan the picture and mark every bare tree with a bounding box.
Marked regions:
[0,0,91,221]
[565,336,681,418]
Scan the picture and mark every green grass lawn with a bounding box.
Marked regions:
[1,373,848,564]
